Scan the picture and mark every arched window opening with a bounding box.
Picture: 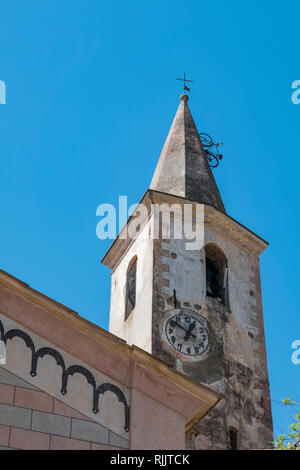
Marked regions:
[125,257,137,320]
[205,244,229,307]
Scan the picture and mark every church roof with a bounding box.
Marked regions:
[150,94,226,213]
[0,268,221,434]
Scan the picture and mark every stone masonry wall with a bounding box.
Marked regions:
[0,367,128,450]
[150,202,273,450]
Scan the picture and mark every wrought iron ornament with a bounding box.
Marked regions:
[200,133,224,168]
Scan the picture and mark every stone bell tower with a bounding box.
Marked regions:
[102,94,273,450]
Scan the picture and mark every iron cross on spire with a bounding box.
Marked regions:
[176,73,194,93]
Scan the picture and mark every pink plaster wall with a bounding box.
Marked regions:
[130,388,185,450]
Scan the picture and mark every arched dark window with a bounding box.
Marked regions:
[125,257,137,320]
[205,244,229,307]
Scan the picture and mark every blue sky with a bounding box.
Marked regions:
[0,0,299,440]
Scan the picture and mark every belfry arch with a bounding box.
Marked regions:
[204,243,229,307]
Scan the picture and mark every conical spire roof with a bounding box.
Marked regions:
[150,94,226,213]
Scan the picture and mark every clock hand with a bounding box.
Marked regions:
[169,319,196,339]
[184,321,196,341]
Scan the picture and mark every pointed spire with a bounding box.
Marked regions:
[150,94,226,213]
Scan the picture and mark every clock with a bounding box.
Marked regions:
[163,308,210,359]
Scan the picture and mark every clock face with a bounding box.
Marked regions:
[163,309,210,358]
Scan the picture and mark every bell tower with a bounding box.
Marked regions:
[102,94,273,450]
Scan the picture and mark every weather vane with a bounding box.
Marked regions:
[176,74,223,168]
[176,73,194,93]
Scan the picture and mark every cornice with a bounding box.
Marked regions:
[101,189,268,270]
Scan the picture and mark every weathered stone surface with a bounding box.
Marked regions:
[106,192,273,449]
[0,403,32,429]
[150,94,225,213]
[31,410,71,437]
[71,418,109,445]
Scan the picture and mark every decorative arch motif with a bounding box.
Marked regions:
[96,383,130,432]
[0,320,130,432]
[31,347,65,378]
[4,329,36,358]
